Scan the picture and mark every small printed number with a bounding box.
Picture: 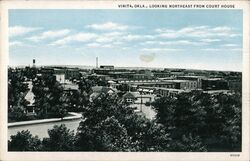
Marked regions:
[230,154,240,157]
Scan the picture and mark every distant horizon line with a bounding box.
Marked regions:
[8,64,242,73]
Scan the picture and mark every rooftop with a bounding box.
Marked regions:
[62,83,79,90]
[162,79,194,83]
[139,86,186,92]
[91,86,117,93]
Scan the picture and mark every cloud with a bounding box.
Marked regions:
[121,34,155,41]
[141,48,181,52]
[156,26,240,39]
[9,41,24,47]
[86,22,128,31]
[95,32,125,43]
[231,48,242,51]
[113,41,124,45]
[9,26,41,37]
[200,38,221,43]
[141,40,205,46]
[160,40,205,46]
[86,43,113,48]
[221,44,239,47]
[142,41,157,45]
[86,43,101,47]
[96,37,113,43]
[102,44,113,48]
[27,29,71,42]
[123,34,142,41]
[202,48,221,51]
[51,31,126,46]
[202,48,242,52]
[50,33,97,45]
[211,26,231,32]
[51,30,155,46]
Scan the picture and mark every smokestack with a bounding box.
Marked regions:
[96,57,98,68]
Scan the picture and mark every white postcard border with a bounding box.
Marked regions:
[0,1,249,161]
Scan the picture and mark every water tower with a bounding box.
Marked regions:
[32,59,36,67]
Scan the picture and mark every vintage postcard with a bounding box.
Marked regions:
[0,0,249,161]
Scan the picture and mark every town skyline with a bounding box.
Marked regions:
[8,63,242,72]
[9,9,242,71]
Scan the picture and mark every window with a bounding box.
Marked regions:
[126,98,133,102]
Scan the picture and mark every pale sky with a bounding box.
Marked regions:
[9,9,242,71]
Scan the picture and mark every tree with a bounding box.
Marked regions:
[118,113,171,151]
[64,90,87,112]
[75,93,171,151]
[75,116,133,151]
[8,68,30,122]
[116,83,130,92]
[32,75,68,119]
[8,130,42,151]
[8,106,27,122]
[23,67,38,80]
[170,133,207,152]
[8,68,29,107]
[213,93,242,151]
[42,124,75,151]
[152,91,242,152]
[75,94,133,151]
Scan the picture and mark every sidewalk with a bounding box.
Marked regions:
[8,112,82,127]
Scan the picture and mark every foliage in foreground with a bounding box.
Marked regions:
[152,91,241,151]
[8,91,241,152]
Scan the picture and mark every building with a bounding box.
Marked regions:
[40,67,55,76]
[122,91,156,119]
[100,65,114,70]
[131,73,153,80]
[122,92,154,108]
[228,80,241,92]
[202,78,228,90]
[123,92,137,104]
[24,81,35,114]
[136,81,176,89]
[203,90,230,95]
[65,68,80,80]
[40,67,80,81]
[54,73,65,84]
[226,75,242,92]
[177,76,205,89]
[89,86,117,102]
[137,86,186,98]
[153,72,171,78]
[62,83,79,92]
[162,79,198,90]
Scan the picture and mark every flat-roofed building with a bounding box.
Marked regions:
[162,79,198,90]
[65,68,80,80]
[202,78,228,90]
[139,86,186,98]
[136,82,176,88]
[228,80,241,92]
[177,76,206,89]
[54,73,65,84]
[153,72,171,78]
[100,65,114,70]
